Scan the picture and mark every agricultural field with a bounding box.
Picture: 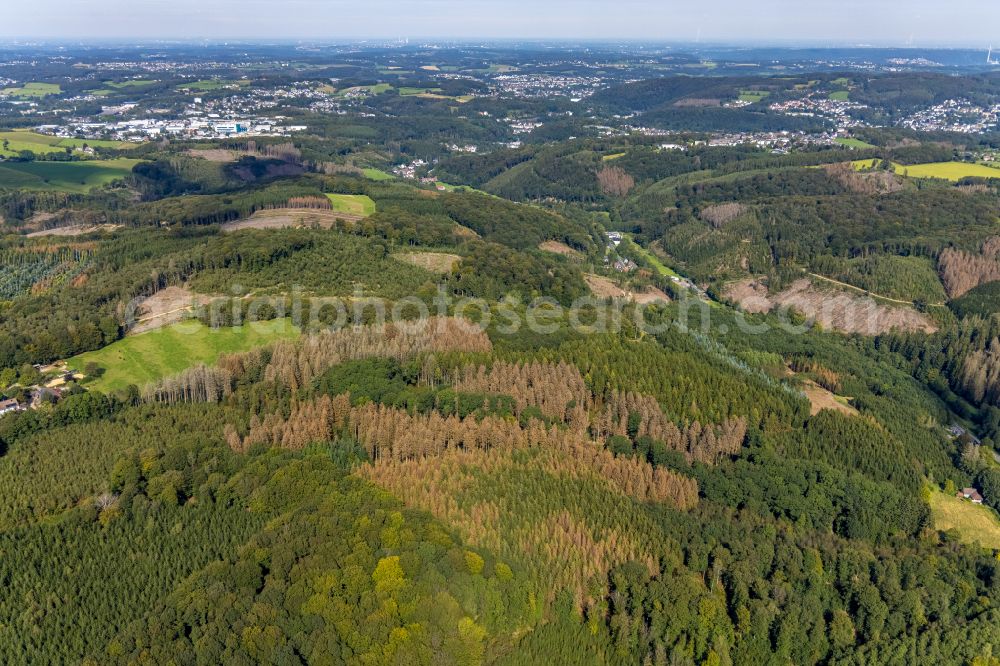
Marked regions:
[362,167,394,181]
[895,161,1000,181]
[87,79,159,95]
[0,130,136,157]
[852,159,1000,181]
[398,86,442,95]
[829,90,850,101]
[334,83,393,97]
[0,82,61,98]
[929,489,1000,550]
[68,319,300,393]
[0,158,143,193]
[738,90,771,103]
[177,78,251,91]
[835,137,875,149]
[325,193,376,216]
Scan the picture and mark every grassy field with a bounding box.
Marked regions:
[178,79,251,91]
[852,159,1000,181]
[0,82,61,98]
[108,79,157,89]
[835,137,875,149]
[398,86,442,95]
[362,168,394,181]
[88,80,159,96]
[602,152,626,161]
[929,489,1000,550]
[0,158,142,193]
[829,90,850,101]
[0,130,135,157]
[326,193,376,216]
[69,319,300,393]
[831,77,851,86]
[738,90,771,103]
[335,83,393,97]
[622,234,682,278]
[896,161,1000,181]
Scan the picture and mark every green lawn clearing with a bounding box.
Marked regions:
[0,82,61,98]
[738,90,771,103]
[851,159,1000,181]
[894,161,1000,181]
[334,84,393,98]
[829,90,850,101]
[0,130,135,157]
[326,193,376,216]
[0,158,143,193]
[69,319,300,393]
[178,79,251,91]
[362,168,394,181]
[835,137,875,149]
[929,489,1000,550]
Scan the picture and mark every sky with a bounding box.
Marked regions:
[5,0,1000,46]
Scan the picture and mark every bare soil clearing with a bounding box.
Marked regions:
[585,274,670,304]
[27,224,119,237]
[130,286,213,334]
[222,208,363,231]
[725,278,936,335]
[187,148,238,162]
[538,240,583,258]
[394,251,462,273]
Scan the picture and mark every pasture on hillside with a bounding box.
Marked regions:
[929,489,1000,550]
[177,79,251,91]
[0,159,143,193]
[852,159,1000,181]
[0,130,135,157]
[326,193,376,216]
[69,319,300,393]
[835,137,875,149]
[362,168,394,181]
[0,82,60,98]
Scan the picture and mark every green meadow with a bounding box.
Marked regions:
[0,158,143,193]
[69,319,300,393]
[929,489,1000,550]
[738,90,771,103]
[87,79,159,95]
[0,82,61,98]
[335,83,394,97]
[362,168,395,181]
[829,90,850,101]
[178,79,251,91]
[835,137,875,149]
[0,130,135,157]
[896,161,1000,181]
[326,193,376,216]
[852,159,1000,181]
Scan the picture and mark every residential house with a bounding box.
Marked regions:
[957,487,985,504]
[0,398,23,416]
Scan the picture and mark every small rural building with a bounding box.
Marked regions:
[957,487,985,504]
[0,398,23,416]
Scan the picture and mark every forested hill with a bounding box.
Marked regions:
[3,46,1000,665]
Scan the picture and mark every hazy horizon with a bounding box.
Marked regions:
[6,1,1000,47]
